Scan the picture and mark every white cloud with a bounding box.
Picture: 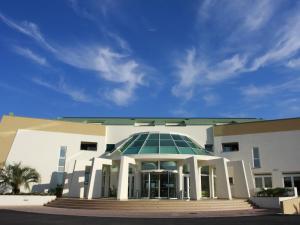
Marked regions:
[32,77,91,103]
[287,58,300,69]
[0,13,56,52]
[0,12,146,106]
[241,77,300,99]
[13,46,48,66]
[172,49,246,99]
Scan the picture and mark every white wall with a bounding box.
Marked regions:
[5,129,106,193]
[214,130,300,192]
[0,195,56,206]
[106,125,213,148]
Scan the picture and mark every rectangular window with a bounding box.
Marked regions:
[229,177,234,185]
[252,147,261,168]
[205,144,214,152]
[255,177,263,188]
[222,142,239,152]
[106,144,115,152]
[80,142,97,151]
[284,177,292,187]
[255,176,272,189]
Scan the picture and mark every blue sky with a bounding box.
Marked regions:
[0,0,300,119]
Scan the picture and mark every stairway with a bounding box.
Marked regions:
[45,198,254,212]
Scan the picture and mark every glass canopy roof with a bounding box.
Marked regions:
[119,132,212,155]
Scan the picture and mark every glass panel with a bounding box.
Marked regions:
[201,175,210,197]
[58,159,65,167]
[284,177,292,187]
[183,164,190,174]
[255,177,263,188]
[141,173,149,197]
[253,147,260,158]
[145,139,159,146]
[123,146,141,154]
[136,133,148,141]
[168,173,177,198]
[254,158,261,168]
[139,146,159,154]
[171,134,183,140]
[160,146,178,154]
[160,140,175,146]
[201,166,209,175]
[175,141,189,147]
[142,162,158,170]
[178,147,196,154]
[293,176,300,193]
[150,173,159,198]
[58,166,65,172]
[131,140,145,147]
[160,161,177,170]
[187,141,197,148]
[264,177,272,188]
[160,133,172,139]
[181,136,191,142]
[60,147,67,157]
[148,133,159,140]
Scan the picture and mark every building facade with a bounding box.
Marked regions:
[0,115,299,200]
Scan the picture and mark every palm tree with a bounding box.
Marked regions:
[0,162,40,194]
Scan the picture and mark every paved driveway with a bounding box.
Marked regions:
[0,209,300,225]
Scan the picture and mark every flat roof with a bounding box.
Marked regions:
[59,117,261,125]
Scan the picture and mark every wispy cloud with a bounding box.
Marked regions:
[0,12,56,52]
[32,77,91,103]
[13,46,48,66]
[0,12,147,106]
[241,77,300,99]
[287,58,300,69]
[173,0,300,101]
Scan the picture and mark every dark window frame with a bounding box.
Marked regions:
[80,142,98,151]
[222,142,239,152]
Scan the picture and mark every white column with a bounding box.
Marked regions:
[228,160,250,198]
[209,166,215,198]
[134,162,141,198]
[272,169,284,188]
[87,158,112,199]
[214,158,232,199]
[187,156,201,200]
[117,156,136,200]
[177,160,184,199]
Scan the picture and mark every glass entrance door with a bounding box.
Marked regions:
[141,172,177,199]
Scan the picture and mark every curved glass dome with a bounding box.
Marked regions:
[119,132,212,155]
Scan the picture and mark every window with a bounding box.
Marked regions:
[80,142,97,151]
[57,146,67,184]
[255,176,272,189]
[84,166,91,185]
[284,177,292,187]
[222,142,239,152]
[205,144,214,152]
[106,144,115,152]
[252,147,261,168]
[229,177,234,185]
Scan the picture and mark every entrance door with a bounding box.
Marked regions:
[150,173,159,198]
[183,175,190,199]
[160,172,177,198]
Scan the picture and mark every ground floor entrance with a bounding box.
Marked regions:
[141,172,177,199]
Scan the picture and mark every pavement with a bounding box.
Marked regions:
[0,208,300,225]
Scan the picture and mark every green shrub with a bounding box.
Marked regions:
[256,187,289,197]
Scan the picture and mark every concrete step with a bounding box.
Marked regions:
[45,198,254,211]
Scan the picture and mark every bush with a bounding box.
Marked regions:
[256,188,290,197]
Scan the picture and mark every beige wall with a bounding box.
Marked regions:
[0,115,106,166]
[214,118,300,137]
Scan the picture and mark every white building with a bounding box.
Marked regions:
[0,115,299,200]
